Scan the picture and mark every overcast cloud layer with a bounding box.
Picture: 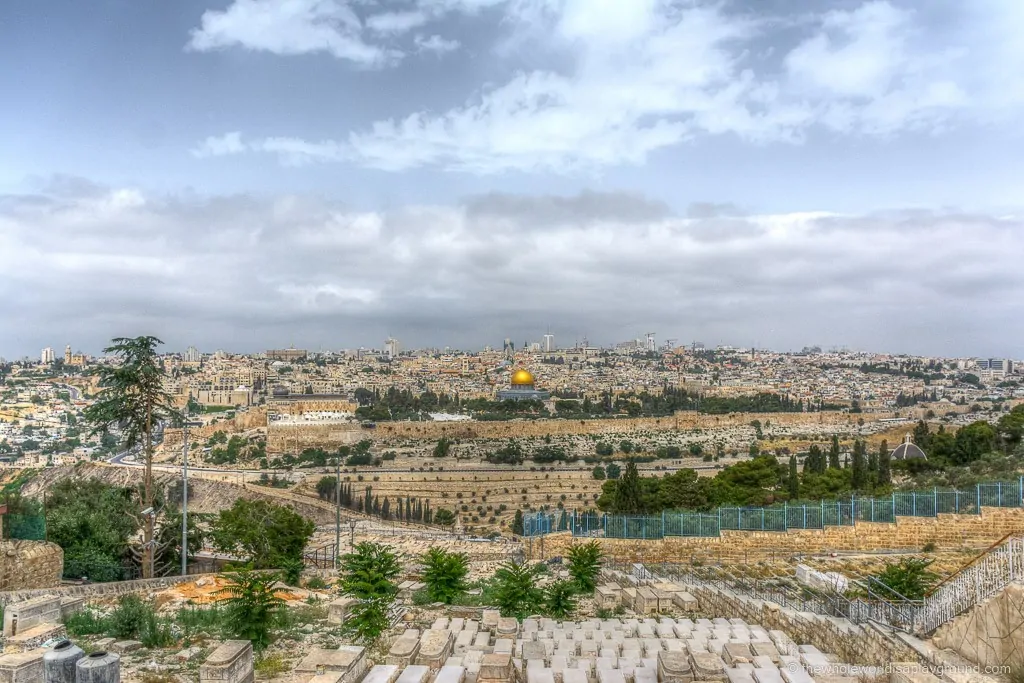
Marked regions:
[2,0,1023,358]
[2,181,1021,358]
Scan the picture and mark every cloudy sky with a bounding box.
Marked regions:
[1,0,1023,358]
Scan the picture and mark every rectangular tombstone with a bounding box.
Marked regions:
[1,596,61,638]
[200,640,254,683]
[653,589,676,613]
[474,633,492,651]
[725,669,755,683]
[436,665,468,683]
[527,668,555,683]
[417,630,455,669]
[633,668,657,683]
[768,632,796,657]
[328,597,356,625]
[295,646,367,683]
[657,650,693,683]
[396,666,431,683]
[523,641,547,663]
[434,618,452,631]
[456,630,476,653]
[723,643,753,667]
[478,652,513,682]
[483,611,500,629]
[388,632,422,666]
[563,669,587,683]
[364,664,401,683]
[688,652,727,682]
[493,640,514,655]
[451,618,466,632]
[751,667,784,683]
[749,642,779,663]
[597,669,627,683]
[0,650,45,683]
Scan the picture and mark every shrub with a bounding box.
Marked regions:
[566,541,604,593]
[492,560,544,619]
[422,548,469,604]
[544,580,578,619]
[220,568,285,650]
[871,558,938,600]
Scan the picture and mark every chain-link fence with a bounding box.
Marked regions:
[522,478,1024,538]
[1,514,46,541]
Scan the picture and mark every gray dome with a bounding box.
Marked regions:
[891,442,927,460]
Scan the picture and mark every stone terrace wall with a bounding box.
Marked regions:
[690,583,916,666]
[0,541,63,592]
[530,507,1024,564]
[267,409,902,453]
[0,573,211,608]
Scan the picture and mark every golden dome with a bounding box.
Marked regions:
[510,369,535,386]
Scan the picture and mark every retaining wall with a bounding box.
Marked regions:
[0,541,62,592]
[528,507,1024,564]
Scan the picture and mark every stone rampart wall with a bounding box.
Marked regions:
[267,410,904,453]
[529,507,1024,564]
[0,541,63,592]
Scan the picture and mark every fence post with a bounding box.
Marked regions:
[1019,476,1023,507]
[871,498,875,522]
[913,492,917,517]
[784,501,788,529]
[933,487,937,515]
[662,510,666,537]
[762,508,765,531]
[955,490,959,514]
[998,482,1003,507]
[803,505,807,529]
[977,484,981,514]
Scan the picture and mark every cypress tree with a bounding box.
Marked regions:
[878,440,891,486]
[788,454,800,499]
[867,444,879,488]
[828,435,841,469]
[513,509,525,536]
[851,440,867,490]
[616,460,644,514]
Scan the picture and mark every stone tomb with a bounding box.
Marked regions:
[1,595,61,637]
[199,640,254,683]
[0,649,45,683]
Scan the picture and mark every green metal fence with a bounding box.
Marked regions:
[522,478,1024,539]
[1,514,47,541]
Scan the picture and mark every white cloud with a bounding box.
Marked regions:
[366,10,430,34]
[191,131,246,158]
[2,181,1023,356]
[186,0,401,67]
[415,34,460,54]
[194,0,1024,174]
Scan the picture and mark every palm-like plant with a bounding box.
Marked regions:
[492,560,544,619]
[84,336,180,578]
[422,547,469,604]
[220,568,285,650]
[544,580,578,619]
[566,540,604,593]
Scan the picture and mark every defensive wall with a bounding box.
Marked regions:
[161,407,268,449]
[266,409,906,453]
[526,506,1024,564]
[0,540,63,592]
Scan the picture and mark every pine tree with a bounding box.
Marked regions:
[878,440,891,486]
[788,455,800,499]
[828,435,841,469]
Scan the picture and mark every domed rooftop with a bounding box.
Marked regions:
[891,434,927,460]
[510,369,535,386]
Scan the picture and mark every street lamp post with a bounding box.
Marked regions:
[334,456,341,569]
[182,413,189,576]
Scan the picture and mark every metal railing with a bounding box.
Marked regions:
[630,535,1024,635]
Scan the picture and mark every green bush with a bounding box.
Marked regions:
[544,580,578,619]
[422,548,469,604]
[566,541,604,593]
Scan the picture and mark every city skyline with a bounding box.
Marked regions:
[2,1,1023,359]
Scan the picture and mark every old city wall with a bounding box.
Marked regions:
[0,540,63,592]
[162,407,268,448]
[271,399,360,415]
[266,409,905,453]
[529,507,1024,565]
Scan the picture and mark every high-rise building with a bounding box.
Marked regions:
[184,346,201,363]
[543,334,555,352]
[385,337,400,359]
[64,345,72,364]
[41,347,55,364]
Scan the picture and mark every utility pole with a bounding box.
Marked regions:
[181,411,189,576]
[334,456,341,569]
